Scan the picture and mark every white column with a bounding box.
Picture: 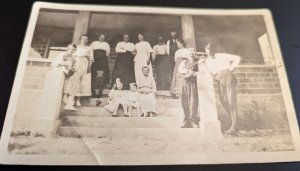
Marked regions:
[72,11,91,44]
[197,61,222,139]
[181,15,196,49]
[258,33,275,65]
[34,69,65,137]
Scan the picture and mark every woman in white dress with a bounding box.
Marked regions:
[138,66,157,117]
[134,34,154,86]
[74,35,93,106]
[170,39,189,98]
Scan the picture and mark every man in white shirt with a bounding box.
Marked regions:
[204,43,241,134]
[112,33,136,89]
[178,48,199,128]
[152,36,169,89]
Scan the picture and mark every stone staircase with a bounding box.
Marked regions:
[57,97,185,138]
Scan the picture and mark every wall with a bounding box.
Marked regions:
[193,15,266,65]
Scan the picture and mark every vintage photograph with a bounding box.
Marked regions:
[0,2,300,165]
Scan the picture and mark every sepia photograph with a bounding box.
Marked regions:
[0,2,300,165]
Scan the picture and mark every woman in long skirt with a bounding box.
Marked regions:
[170,39,190,98]
[90,34,110,97]
[134,34,154,86]
[112,33,136,90]
[74,35,93,106]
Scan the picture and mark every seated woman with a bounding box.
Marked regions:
[126,83,141,117]
[137,66,158,117]
[104,81,128,117]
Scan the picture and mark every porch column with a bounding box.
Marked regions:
[34,69,65,137]
[258,33,275,65]
[72,11,91,44]
[197,61,223,139]
[181,15,196,49]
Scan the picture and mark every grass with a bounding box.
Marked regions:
[8,130,294,155]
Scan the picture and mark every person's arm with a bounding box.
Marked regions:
[89,46,94,62]
[152,45,157,60]
[51,54,65,68]
[146,42,153,64]
[106,43,110,57]
[227,54,241,71]
[115,42,126,53]
[151,76,157,93]
[90,41,95,50]
[178,60,188,74]
[87,48,93,73]
[166,40,170,55]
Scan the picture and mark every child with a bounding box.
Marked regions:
[126,83,141,117]
[104,82,128,117]
[91,70,106,106]
[111,78,121,89]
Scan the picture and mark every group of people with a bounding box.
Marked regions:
[177,43,240,133]
[104,66,157,117]
[51,31,182,110]
[51,30,241,133]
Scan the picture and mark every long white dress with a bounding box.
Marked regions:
[134,41,153,85]
[75,45,93,96]
[138,75,157,113]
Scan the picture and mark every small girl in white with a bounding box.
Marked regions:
[126,83,141,117]
[104,81,128,117]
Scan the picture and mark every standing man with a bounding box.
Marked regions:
[152,36,169,90]
[166,31,179,83]
[178,48,199,128]
[90,34,111,98]
[204,43,241,134]
[112,33,136,89]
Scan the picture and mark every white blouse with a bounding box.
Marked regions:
[90,41,110,55]
[115,41,135,53]
[75,45,94,61]
[205,53,241,75]
[174,48,189,61]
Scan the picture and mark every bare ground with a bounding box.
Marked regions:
[8,133,294,155]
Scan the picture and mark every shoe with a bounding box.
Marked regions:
[124,115,130,117]
[96,100,101,107]
[192,122,200,128]
[62,95,68,104]
[225,129,237,136]
[64,105,78,111]
[75,100,81,107]
[181,123,193,128]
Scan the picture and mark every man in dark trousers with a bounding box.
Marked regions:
[166,31,179,83]
[204,43,241,134]
[178,48,200,128]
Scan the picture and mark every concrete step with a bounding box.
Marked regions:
[64,105,181,117]
[80,98,181,109]
[61,116,180,128]
[57,127,201,138]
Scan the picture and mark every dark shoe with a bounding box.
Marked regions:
[171,94,178,99]
[124,115,130,117]
[96,100,101,107]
